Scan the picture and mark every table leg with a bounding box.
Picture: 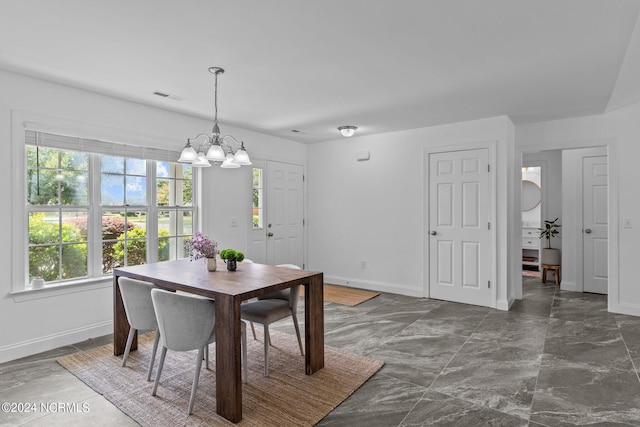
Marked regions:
[113,274,134,356]
[215,294,243,423]
[304,273,325,375]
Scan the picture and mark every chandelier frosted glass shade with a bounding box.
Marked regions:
[191,151,212,168]
[177,142,198,162]
[232,144,252,166]
[221,152,241,168]
[205,144,226,161]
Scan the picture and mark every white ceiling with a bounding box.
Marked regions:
[1,0,640,143]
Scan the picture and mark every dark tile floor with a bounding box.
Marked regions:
[2,276,640,426]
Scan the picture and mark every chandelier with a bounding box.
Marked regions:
[178,67,251,168]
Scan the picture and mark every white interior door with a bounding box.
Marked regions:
[583,155,608,294]
[266,161,304,267]
[429,148,493,307]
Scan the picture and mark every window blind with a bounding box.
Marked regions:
[25,130,181,163]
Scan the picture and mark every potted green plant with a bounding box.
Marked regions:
[539,218,561,265]
[220,249,245,271]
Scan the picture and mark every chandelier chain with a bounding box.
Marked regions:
[214,71,218,125]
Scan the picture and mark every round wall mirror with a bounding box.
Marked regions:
[522,180,541,211]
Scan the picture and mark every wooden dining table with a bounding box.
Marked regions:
[113,259,324,423]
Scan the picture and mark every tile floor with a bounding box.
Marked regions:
[2,276,640,426]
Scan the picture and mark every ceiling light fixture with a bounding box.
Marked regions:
[338,125,358,138]
[178,67,251,168]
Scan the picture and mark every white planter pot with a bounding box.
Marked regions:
[541,248,561,265]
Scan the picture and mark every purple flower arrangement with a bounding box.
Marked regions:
[184,232,219,260]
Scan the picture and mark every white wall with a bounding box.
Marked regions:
[0,70,305,363]
[307,116,515,308]
[516,99,640,316]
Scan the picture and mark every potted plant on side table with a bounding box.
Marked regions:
[539,218,561,265]
[220,249,245,271]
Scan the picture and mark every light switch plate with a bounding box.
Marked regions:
[623,218,632,228]
[356,150,370,161]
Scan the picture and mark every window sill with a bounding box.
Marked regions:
[10,277,113,302]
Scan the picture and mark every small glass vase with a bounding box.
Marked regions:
[206,257,217,272]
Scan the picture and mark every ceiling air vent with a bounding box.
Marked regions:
[153,91,186,101]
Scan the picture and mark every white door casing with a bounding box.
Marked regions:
[583,155,608,294]
[429,148,493,307]
[266,161,304,267]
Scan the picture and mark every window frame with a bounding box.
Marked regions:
[12,119,197,294]
[252,166,264,229]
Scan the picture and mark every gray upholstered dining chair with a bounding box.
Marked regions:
[118,277,160,382]
[241,263,304,376]
[150,288,248,415]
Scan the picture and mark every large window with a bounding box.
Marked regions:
[27,146,89,281]
[156,162,193,261]
[25,131,194,286]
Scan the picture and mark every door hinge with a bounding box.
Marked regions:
[488,280,491,288]
[488,222,491,230]
[487,164,490,172]
[303,174,305,182]
[303,263,306,269]
[303,219,305,226]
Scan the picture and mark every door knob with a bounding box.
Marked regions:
[267,232,274,237]
[584,228,592,234]
[430,231,437,236]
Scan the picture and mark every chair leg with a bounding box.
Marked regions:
[205,345,209,370]
[263,324,270,377]
[152,347,167,396]
[250,321,257,340]
[291,311,304,356]
[122,327,136,367]
[242,326,248,384]
[146,329,160,381]
[188,348,205,415]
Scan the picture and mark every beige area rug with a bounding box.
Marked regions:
[58,329,383,426]
[301,284,380,306]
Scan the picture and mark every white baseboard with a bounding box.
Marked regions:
[559,280,580,292]
[496,296,513,311]
[609,301,640,317]
[0,321,113,364]
[324,275,424,298]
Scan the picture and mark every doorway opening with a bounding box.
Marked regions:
[519,146,610,300]
[521,166,542,279]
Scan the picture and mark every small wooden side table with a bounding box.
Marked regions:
[541,264,561,286]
